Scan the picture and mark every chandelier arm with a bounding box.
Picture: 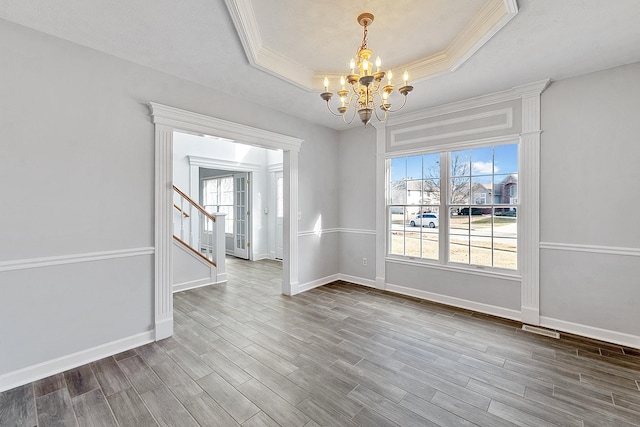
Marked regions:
[342,105,358,124]
[372,103,387,122]
[385,95,409,113]
[324,101,344,117]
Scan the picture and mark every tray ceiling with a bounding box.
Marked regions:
[225,0,518,90]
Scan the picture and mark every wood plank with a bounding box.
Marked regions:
[182,393,240,427]
[237,378,310,427]
[34,373,66,398]
[35,388,78,427]
[139,386,199,427]
[72,388,118,427]
[196,371,260,423]
[64,365,100,398]
[0,384,36,427]
[243,361,309,405]
[91,357,131,396]
[106,387,157,427]
[117,355,163,394]
[347,384,431,427]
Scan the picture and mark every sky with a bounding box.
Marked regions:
[390,143,518,183]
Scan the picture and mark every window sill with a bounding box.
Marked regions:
[385,255,521,282]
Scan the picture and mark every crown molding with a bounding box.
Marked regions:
[224,0,518,91]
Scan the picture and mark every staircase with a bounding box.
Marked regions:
[172,185,226,292]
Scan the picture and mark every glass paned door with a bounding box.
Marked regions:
[234,172,249,259]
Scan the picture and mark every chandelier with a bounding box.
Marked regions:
[320,12,413,126]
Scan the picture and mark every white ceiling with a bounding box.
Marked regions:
[1,0,640,130]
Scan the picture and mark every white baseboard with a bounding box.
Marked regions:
[297,274,340,294]
[338,274,377,289]
[155,317,173,341]
[520,306,540,325]
[0,330,154,393]
[253,253,271,261]
[540,316,640,350]
[385,282,522,322]
[173,278,216,293]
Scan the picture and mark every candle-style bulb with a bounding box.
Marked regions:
[349,58,355,73]
[375,56,382,71]
[388,70,393,84]
[323,77,329,91]
[340,76,345,87]
[362,59,369,75]
[403,70,409,85]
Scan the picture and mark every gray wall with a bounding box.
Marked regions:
[539,62,640,336]
[338,126,377,281]
[0,18,339,378]
[336,62,640,343]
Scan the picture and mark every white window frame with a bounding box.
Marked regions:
[375,79,548,326]
[386,139,519,273]
[202,176,234,234]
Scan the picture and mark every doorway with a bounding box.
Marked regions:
[151,102,302,340]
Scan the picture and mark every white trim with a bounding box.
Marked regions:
[0,247,154,272]
[388,80,549,128]
[338,274,377,289]
[540,316,640,350]
[150,103,302,152]
[267,163,283,173]
[390,108,514,147]
[297,274,340,293]
[540,242,640,257]
[297,228,376,237]
[0,330,154,393]
[173,278,224,293]
[385,282,522,322]
[189,155,263,172]
[338,228,377,235]
[386,134,520,158]
[297,273,377,294]
[520,306,540,325]
[298,228,340,237]
[385,256,521,282]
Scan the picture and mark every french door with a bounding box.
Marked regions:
[234,172,249,259]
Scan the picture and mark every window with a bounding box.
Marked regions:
[388,142,518,270]
[202,177,234,233]
[389,153,440,260]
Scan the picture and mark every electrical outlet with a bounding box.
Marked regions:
[362,258,367,266]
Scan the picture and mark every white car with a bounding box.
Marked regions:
[409,213,439,228]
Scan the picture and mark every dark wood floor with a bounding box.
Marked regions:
[2,257,640,426]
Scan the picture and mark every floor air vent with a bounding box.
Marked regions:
[522,324,560,339]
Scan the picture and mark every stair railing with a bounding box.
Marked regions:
[173,185,217,266]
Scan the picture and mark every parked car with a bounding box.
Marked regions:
[409,213,439,228]
[459,207,489,215]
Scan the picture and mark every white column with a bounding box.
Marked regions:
[213,213,227,283]
[283,149,299,295]
[516,79,549,325]
[154,124,173,340]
